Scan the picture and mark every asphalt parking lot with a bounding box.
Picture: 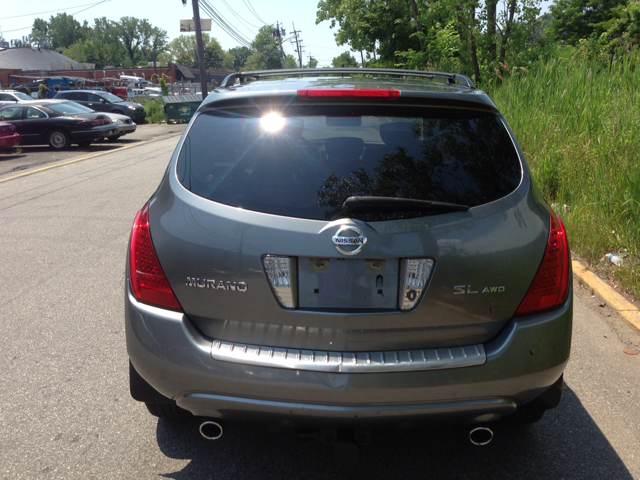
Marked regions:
[0,122,187,179]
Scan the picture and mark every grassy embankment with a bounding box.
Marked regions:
[486,48,640,297]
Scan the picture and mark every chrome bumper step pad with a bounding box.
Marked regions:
[211,340,486,373]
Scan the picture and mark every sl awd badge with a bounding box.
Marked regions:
[454,285,505,294]
[332,225,367,256]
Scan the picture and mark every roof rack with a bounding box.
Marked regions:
[219,68,475,89]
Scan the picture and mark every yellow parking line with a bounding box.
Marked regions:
[0,141,148,184]
[573,260,640,334]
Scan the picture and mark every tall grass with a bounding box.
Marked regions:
[485,48,640,296]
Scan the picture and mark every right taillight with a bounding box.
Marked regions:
[516,208,570,316]
[129,202,183,311]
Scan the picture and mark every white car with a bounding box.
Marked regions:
[0,90,33,105]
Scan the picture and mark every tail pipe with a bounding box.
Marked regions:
[199,420,223,440]
[469,427,493,446]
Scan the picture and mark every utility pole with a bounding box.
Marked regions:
[275,21,286,69]
[153,46,158,76]
[191,0,208,96]
[291,23,303,68]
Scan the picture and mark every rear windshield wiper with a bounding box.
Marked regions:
[342,196,470,214]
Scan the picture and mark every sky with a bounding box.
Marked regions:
[0,0,350,67]
[0,0,555,68]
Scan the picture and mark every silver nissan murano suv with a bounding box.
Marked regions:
[125,69,572,434]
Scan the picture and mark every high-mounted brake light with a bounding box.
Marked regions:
[297,88,400,99]
[129,203,183,311]
[516,208,570,316]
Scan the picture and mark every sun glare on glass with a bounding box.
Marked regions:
[261,112,285,133]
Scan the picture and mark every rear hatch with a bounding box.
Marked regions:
[150,91,550,352]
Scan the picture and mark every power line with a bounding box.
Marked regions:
[0,1,107,20]
[199,1,252,47]
[220,0,261,30]
[241,0,267,25]
[199,0,253,48]
[2,0,111,34]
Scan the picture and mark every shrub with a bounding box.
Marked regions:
[138,97,165,124]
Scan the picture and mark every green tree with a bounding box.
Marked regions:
[285,54,298,68]
[244,25,285,70]
[144,26,169,69]
[597,0,640,53]
[165,34,233,70]
[228,46,252,70]
[305,57,319,68]
[317,0,423,64]
[549,0,627,44]
[48,13,87,51]
[63,17,130,68]
[118,17,155,65]
[331,51,358,67]
[317,0,542,84]
[30,18,51,48]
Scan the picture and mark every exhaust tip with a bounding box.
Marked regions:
[469,427,493,446]
[199,421,223,440]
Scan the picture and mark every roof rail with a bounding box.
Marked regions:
[219,68,475,89]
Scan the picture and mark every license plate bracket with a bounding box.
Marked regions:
[298,257,399,310]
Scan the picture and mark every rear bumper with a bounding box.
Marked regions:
[117,124,136,135]
[125,284,572,426]
[70,126,115,142]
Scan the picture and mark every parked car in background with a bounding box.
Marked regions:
[0,121,20,150]
[0,100,116,150]
[0,90,33,105]
[53,90,145,123]
[103,112,136,141]
[125,68,572,438]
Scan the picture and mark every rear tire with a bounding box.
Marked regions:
[47,129,70,150]
[145,402,193,422]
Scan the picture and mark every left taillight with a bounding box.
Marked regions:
[129,202,183,311]
[515,208,570,316]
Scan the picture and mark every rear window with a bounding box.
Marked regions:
[176,106,522,221]
[13,92,32,101]
[45,102,94,115]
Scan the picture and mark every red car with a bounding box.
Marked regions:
[0,121,20,150]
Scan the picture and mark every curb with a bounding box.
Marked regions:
[572,260,640,334]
